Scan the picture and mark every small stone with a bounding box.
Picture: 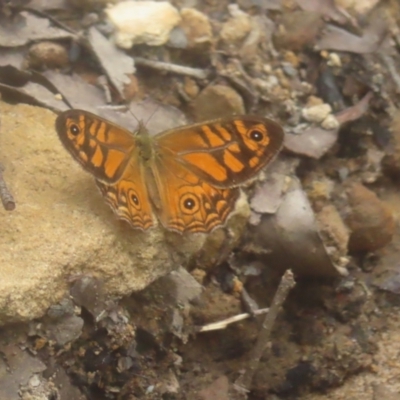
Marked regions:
[28,374,41,388]
[284,50,300,67]
[281,62,298,77]
[123,74,139,101]
[193,84,245,121]
[302,103,332,123]
[220,4,251,44]
[27,41,69,69]
[198,375,229,400]
[183,77,200,98]
[179,8,212,49]
[106,1,181,48]
[305,95,324,107]
[321,114,340,130]
[345,183,395,253]
[317,204,349,257]
[260,75,279,90]
[273,11,323,51]
[168,26,188,48]
[327,52,342,67]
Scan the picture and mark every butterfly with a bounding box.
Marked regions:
[55,110,284,233]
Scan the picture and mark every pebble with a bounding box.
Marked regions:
[179,8,213,49]
[168,27,188,49]
[27,41,69,69]
[321,114,340,130]
[317,204,350,257]
[273,11,323,51]
[284,50,300,68]
[105,1,181,48]
[220,4,251,44]
[327,52,342,67]
[281,62,298,77]
[183,77,200,98]
[302,103,332,123]
[192,85,245,121]
[344,183,395,253]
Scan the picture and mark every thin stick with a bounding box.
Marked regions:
[97,75,112,103]
[380,54,400,93]
[0,164,15,211]
[198,308,270,333]
[134,57,210,80]
[235,270,296,391]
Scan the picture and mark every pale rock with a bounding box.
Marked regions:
[321,114,340,130]
[302,103,332,123]
[106,1,181,48]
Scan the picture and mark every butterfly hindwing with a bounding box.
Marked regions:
[96,160,154,231]
[148,155,240,233]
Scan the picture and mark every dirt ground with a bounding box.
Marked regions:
[1,0,400,399]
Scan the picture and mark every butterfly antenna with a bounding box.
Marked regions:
[128,94,168,129]
[144,100,161,127]
[127,104,142,126]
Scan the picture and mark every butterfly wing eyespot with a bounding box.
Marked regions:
[249,129,264,142]
[68,123,81,136]
[130,192,140,208]
[179,193,200,215]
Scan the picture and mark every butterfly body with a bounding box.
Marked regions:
[56,110,284,233]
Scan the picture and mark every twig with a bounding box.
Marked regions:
[335,91,373,125]
[0,164,15,211]
[134,57,210,80]
[380,53,400,93]
[97,75,112,103]
[197,307,269,333]
[235,270,296,392]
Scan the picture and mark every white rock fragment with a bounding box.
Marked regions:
[106,1,181,48]
[321,114,340,130]
[302,103,332,123]
[327,52,341,67]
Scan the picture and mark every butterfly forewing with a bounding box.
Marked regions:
[156,116,284,188]
[56,110,137,185]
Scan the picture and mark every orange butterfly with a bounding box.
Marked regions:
[56,110,284,233]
